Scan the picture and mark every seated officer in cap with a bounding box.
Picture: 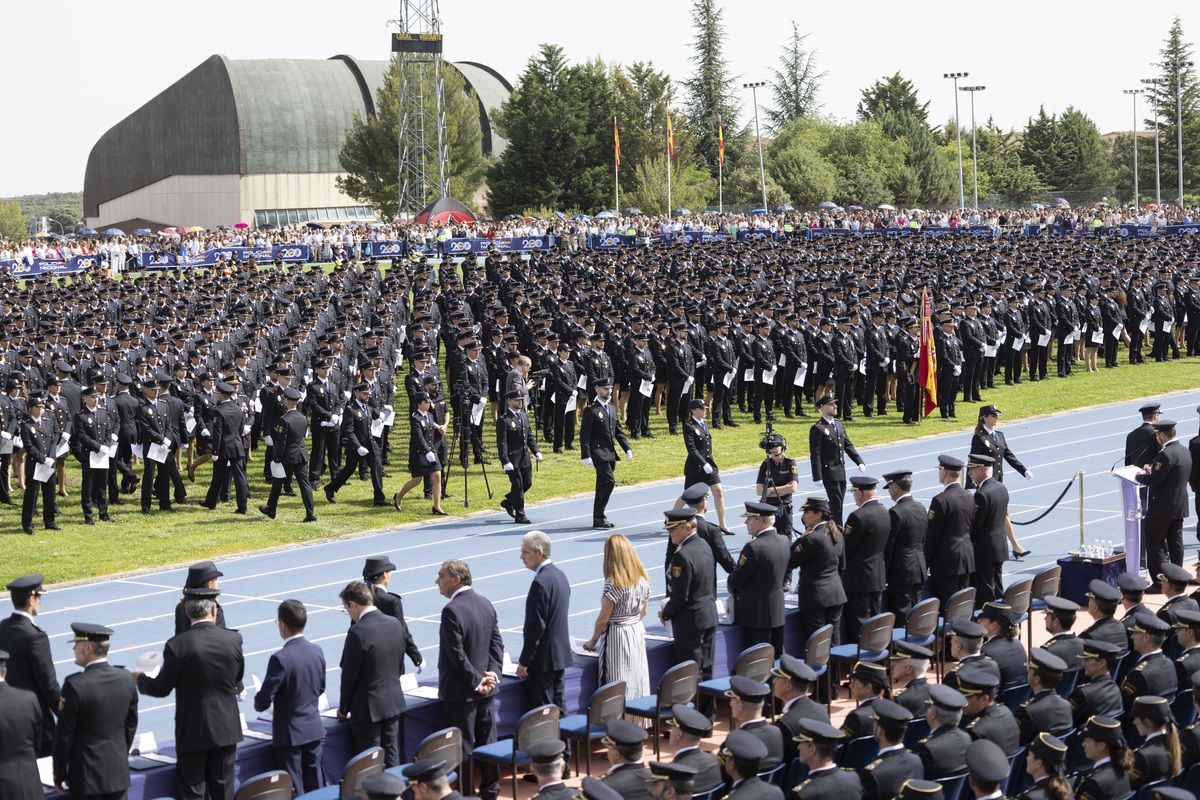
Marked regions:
[1020,732,1069,800]
[644,761,698,800]
[1042,596,1084,668]
[1015,648,1073,746]
[1118,573,1151,636]
[1128,695,1180,790]
[913,684,972,779]
[0,648,42,800]
[361,771,407,800]
[600,719,653,800]
[728,502,790,657]
[861,699,921,800]
[965,739,1011,800]
[842,475,889,643]
[1172,610,1200,687]
[770,655,830,764]
[401,757,475,800]
[1081,580,1130,655]
[1122,612,1179,714]
[898,780,944,800]
[576,776,624,800]
[978,602,1029,690]
[891,642,934,716]
[52,623,139,798]
[1075,716,1133,800]
[1181,674,1200,770]
[1156,563,1200,625]
[721,676,784,774]
[944,618,1002,692]
[958,667,1021,756]
[842,661,889,739]
[666,704,723,792]
[1070,639,1125,728]
[789,720,858,800]
[0,574,59,756]
[526,739,571,799]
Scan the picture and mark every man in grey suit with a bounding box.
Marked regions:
[517,531,572,718]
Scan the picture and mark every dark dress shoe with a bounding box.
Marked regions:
[432,507,450,516]
[565,444,576,450]
[284,489,298,497]
[233,509,247,515]
[373,500,391,507]
[199,502,215,510]
[325,487,337,503]
[593,519,615,529]
[23,527,34,535]
[726,420,740,427]
[514,514,532,524]
[141,509,153,516]
[302,515,318,523]
[500,498,514,518]
[45,523,62,531]
[100,514,118,522]
[85,517,95,526]
[258,505,276,519]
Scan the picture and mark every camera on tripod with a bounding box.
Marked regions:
[759,422,787,452]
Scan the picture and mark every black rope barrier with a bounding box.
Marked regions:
[1010,474,1079,526]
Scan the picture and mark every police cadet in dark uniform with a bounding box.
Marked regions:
[173,560,228,634]
[728,501,790,656]
[666,704,722,793]
[1074,716,1132,800]
[73,383,116,525]
[882,469,927,620]
[841,475,889,643]
[770,655,829,764]
[958,668,1020,756]
[808,394,866,527]
[260,386,317,522]
[201,381,249,513]
[1081,580,1130,654]
[360,771,406,800]
[977,601,1027,690]
[1122,612,1178,714]
[1156,563,1199,624]
[496,388,541,524]
[1181,674,1200,771]
[1042,597,1084,670]
[661,502,718,715]
[964,739,1011,800]
[913,684,972,779]
[1172,610,1200,687]
[789,720,858,800]
[925,455,975,608]
[306,357,340,486]
[790,496,847,653]
[51,622,139,799]
[644,761,699,800]
[0,574,59,757]
[20,391,59,534]
[1070,639,1124,729]
[756,432,798,540]
[525,738,572,800]
[891,642,934,716]
[1127,403,1162,467]
[860,698,921,800]
[1015,648,1072,746]
[1127,695,1177,790]
[599,719,652,800]
[721,676,784,774]
[1018,732,1070,800]
[944,618,1002,693]
[580,378,631,528]
[841,661,889,739]
[897,780,945,800]
[1135,417,1192,585]
[325,382,388,507]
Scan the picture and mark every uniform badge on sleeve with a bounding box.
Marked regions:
[672,566,682,577]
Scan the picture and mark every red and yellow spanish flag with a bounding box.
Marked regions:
[919,288,938,417]
[718,116,724,167]
[614,117,620,169]
[667,110,675,157]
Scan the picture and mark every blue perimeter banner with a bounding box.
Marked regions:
[806,227,993,239]
[1,254,103,278]
[139,245,311,268]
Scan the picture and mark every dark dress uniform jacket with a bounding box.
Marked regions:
[682,415,716,483]
[274,409,309,466]
[1136,440,1192,519]
[136,620,245,752]
[1070,675,1124,728]
[970,429,1027,482]
[885,495,928,586]
[339,608,407,722]
[896,678,932,716]
[1157,593,1200,626]
[0,681,42,800]
[496,409,537,468]
[775,697,831,764]
[944,654,1002,692]
[372,588,422,672]
[519,562,572,673]
[730,718,785,771]
[981,635,1029,689]
[1075,761,1131,800]
[788,523,847,609]
[1126,422,1159,466]
[911,724,972,779]
[1044,632,1085,668]
[1014,689,1072,745]
[1129,735,1170,789]
[842,500,890,593]
[0,613,60,749]
[862,746,925,800]
[253,635,326,747]
[963,702,1021,755]
[51,660,139,794]
[971,478,1010,566]
[437,587,505,704]
[662,534,718,636]
[600,762,653,800]
[842,695,881,739]
[212,400,247,458]
[579,399,631,463]
[790,764,861,800]
[673,746,723,792]
[1121,651,1178,712]
[665,516,736,595]
[925,483,976,577]
[1080,616,1130,655]
[808,417,863,481]
[728,528,791,628]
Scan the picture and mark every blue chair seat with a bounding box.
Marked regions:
[558,715,605,738]
[697,677,733,695]
[299,787,338,800]
[626,695,686,719]
[471,739,531,765]
[892,630,936,647]
[385,766,457,783]
[829,644,889,662]
[1030,598,1048,612]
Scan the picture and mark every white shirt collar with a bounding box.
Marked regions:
[12,610,33,621]
[450,585,473,600]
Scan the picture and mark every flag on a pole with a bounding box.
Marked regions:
[919,289,938,417]
[718,116,724,167]
[614,118,620,169]
[667,110,675,157]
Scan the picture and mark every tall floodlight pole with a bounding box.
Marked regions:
[1124,89,1143,207]
[960,86,985,210]
[945,72,968,209]
[1141,77,1166,205]
[743,82,768,212]
[1162,60,1195,207]
[390,0,448,218]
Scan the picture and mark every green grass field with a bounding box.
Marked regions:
[4,356,1197,586]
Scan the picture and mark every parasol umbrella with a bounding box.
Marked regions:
[818,201,838,208]
[750,208,767,214]
[771,204,795,213]
[306,221,325,229]
[1029,203,1043,209]
[1144,203,1158,208]
[191,226,205,232]
[595,211,615,218]
[414,196,477,226]
[570,214,591,221]
[133,228,152,235]
[77,227,98,235]
[1055,198,1070,207]
[424,210,475,225]
[622,207,642,215]
[878,204,896,210]
[502,214,523,221]
[554,211,566,220]
[672,208,691,217]
[848,205,864,210]
[159,227,176,234]
[235,222,250,228]
[478,215,494,222]
[103,228,125,236]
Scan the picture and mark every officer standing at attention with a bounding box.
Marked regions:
[1127,403,1162,466]
[0,574,59,757]
[20,392,60,534]
[497,388,541,525]
[924,455,975,608]
[52,623,139,798]
[727,502,790,656]
[260,386,317,522]
[841,475,890,643]
[882,469,927,620]
[660,503,718,716]
[808,394,866,526]
[580,378,632,529]
[967,454,1009,604]
[1135,418,1193,581]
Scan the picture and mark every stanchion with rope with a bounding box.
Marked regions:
[1011,472,1081,526]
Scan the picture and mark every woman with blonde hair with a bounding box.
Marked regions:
[584,534,650,700]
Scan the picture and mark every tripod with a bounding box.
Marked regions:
[444,385,492,507]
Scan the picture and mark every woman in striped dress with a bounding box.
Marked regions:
[584,534,651,701]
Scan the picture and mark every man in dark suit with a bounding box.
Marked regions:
[666,704,723,793]
[135,587,245,800]
[201,382,249,513]
[135,379,173,515]
[336,581,407,767]
[19,392,59,534]
[808,394,866,526]
[841,476,890,642]
[967,454,1008,604]
[436,559,505,800]
[727,502,790,656]
[325,383,388,506]
[254,600,326,793]
[661,507,718,715]
[1136,419,1193,579]
[51,623,139,799]
[496,388,541,525]
[579,378,632,528]
[0,649,43,800]
[0,575,59,756]
[517,531,572,727]
[260,387,316,521]
[882,469,927,620]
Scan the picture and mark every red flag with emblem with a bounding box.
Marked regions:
[614,117,620,169]
[667,110,675,157]
[919,289,938,417]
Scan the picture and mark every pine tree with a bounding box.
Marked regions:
[1056,107,1114,192]
[856,72,930,124]
[681,0,745,174]
[764,22,825,135]
[1020,106,1065,189]
[1145,17,1199,200]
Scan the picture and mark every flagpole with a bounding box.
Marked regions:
[667,112,673,215]
[718,115,724,215]
[614,116,619,213]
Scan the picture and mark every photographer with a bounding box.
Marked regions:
[755,432,798,540]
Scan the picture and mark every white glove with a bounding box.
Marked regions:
[1023,470,1033,479]
[264,436,274,446]
[425,452,437,463]
[503,462,514,472]
[163,438,172,448]
[703,463,714,475]
[625,451,633,460]
[214,457,222,465]
[200,428,210,437]
[357,446,369,457]
[535,452,543,461]
[583,457,594,467]
[44,457,54,467]
[0,432,10,440]
[814,479,823,486]
[858,462,867,472]
[416,660,425,675]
